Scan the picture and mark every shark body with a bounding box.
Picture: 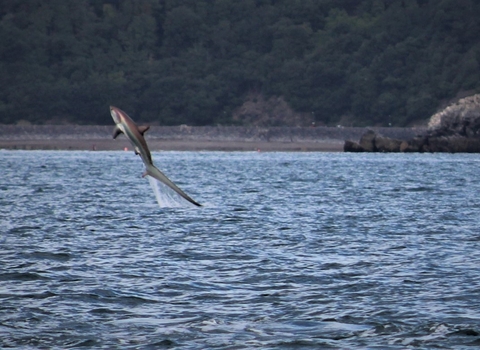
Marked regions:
[110,106,152,165]
[110,106,201,207]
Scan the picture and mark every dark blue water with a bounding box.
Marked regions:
[1,150,480,349]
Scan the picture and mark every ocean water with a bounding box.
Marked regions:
[1,150,480,349]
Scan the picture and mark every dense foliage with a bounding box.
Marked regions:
[1,0,480,126]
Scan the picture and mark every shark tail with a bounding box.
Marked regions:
[144,164,201,207]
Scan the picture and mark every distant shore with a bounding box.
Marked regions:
[0,138,345,152]
[0,125,426,152]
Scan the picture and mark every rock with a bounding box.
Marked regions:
[344,94,480,153]
[462,138,480,152]
[375,135,402,152]
[421,95,480,152]
[428,94,480,136]
[399,137,427,153]
[344,130,403,152]
[427,136,480,153]
[359,129,377,152]
[346,130,403,152]
[343,140,364,152]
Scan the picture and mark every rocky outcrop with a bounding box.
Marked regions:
[375,134,403,152]
[344,129,404,152]
[345,129,480,153]
[359,129,377,151]
[399,136,427,152]
[422,94,480,152]
[343,140,365,152]
[428,94,480,136]
[345,94,480,153]
[423,136,480,153]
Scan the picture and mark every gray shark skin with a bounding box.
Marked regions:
[110,106,152,165]
[110,106,201,207]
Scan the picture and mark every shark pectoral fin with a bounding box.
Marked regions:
[134,147,141,156]
[142,169,148,178]
[138,125,150,135]
[113,126,123,139]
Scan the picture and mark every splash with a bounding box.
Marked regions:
[147,176,197,208]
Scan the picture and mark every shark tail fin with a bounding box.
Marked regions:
[146,165,201,207]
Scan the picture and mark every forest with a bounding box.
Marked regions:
[1,0,480,126]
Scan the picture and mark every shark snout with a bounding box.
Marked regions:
[110,106,121,124]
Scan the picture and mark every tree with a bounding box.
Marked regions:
[1,0,480,126]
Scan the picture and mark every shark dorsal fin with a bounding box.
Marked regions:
[112,126,123,139]
[138,125,150,135]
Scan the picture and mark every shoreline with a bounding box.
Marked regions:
[0,125,426,152]
[0,139,344,152]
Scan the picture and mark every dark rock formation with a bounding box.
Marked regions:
[420,94,480,152]
[428,94,480,137]
[375,135,403,152]
[344,129,404,152]
[399,136,427,153]
[345,94,480,153]
[345,129,480,153]
[424,136,480,153]
[358,129,377,152]
[343,140,364,152]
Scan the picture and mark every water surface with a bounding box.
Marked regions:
[1,151,480,349]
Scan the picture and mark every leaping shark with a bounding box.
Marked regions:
[110,106,201,207]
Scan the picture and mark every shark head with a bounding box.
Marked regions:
[110,106,123,125]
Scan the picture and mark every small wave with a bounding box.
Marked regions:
[27,251,71,261]
[68,289,158,306]
[18,291,57,299]
[404,186,435,192]
[0,272,49,281]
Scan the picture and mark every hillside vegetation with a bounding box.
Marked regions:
[1,0,479,126]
